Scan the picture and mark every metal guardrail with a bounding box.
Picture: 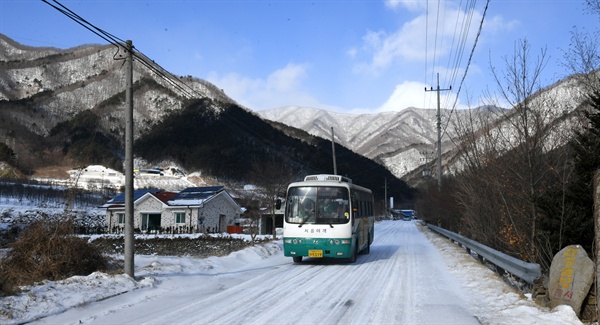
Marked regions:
[427,224,541,285]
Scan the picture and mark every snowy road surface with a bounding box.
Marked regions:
[25,221,582,325]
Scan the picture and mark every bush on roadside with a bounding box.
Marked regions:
[0,219,106,296]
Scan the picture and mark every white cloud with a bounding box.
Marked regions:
[351,15,426,75]
[378,80,466,112]
[346,47,358,58]
[385,0,428,12]
[265,63,307,91]
[205,3,519,113]
[484,15,520,34]
[207,63,331,110]
[354,4,521,76]
[378,80,429,111]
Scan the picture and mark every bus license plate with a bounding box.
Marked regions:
[309,250,323,258]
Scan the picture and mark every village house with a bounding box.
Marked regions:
[103,186,242,234]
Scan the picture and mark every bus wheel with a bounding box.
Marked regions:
[360,243,370,255]
[293,256,303,263]
[348,244,357,263]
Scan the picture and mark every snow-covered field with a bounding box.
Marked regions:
[0,221,585,325]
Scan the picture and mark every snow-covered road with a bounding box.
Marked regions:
[25,220,582,325]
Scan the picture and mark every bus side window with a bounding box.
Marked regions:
[351,192,357,224]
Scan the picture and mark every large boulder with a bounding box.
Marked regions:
[548,245,594,315]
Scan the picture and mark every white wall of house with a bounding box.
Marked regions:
[163,207,196,232]
[106,210,125,233]
[106,193,166,233]
[135,194,165,232]
[105,191,242,234]
[196,193,241,233]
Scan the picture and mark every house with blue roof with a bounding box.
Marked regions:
[102,186,242,234]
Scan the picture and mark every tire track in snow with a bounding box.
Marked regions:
[31,221,480,325]
[353,220,419,324]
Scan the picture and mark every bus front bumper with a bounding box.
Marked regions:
[283,237,352,259]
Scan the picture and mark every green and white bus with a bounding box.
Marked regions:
[283,174,374,263]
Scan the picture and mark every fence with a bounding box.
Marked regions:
[427,224,541,285]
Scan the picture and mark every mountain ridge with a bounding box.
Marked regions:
[257,105,457,181]
[257,72,588,184]
[0,34,415,205]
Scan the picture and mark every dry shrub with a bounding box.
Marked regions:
[0,219,106,296]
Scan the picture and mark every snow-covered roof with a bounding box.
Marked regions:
[167,186,224,206]
[167,199,208,206]
[100,189,161,208]
[107,189,161,203]
[101,186,240,209]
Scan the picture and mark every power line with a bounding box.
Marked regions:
[444,0,477,103]
[39,0,404,180]
[41,0,323,175]
[441,0,490,140]
[41,0,124,47]
[423,0,491,142]
[430,0,443,90]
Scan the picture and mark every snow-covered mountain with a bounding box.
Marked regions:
[0,34,414,202]
[258,74,589,183]
[0,34,235,138]
[258,106,465,180]
[0,32,590,190]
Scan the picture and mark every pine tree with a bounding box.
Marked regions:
[0,142,15,164]
[571,88,600,215]
[535,87,600,267]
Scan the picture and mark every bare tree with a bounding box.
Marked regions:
[561,26,600,95]
[236,188,262,243]
[490,40,575,260]
[448,39,580,264]
[247,155,298,239]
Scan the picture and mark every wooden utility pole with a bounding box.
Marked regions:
[331,127,337,175]
[425,73,451,191]
[384,178,388,218]
[124,40,135,278]
[420,150,434,191]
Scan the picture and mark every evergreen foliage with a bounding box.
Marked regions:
[49,110,122,171]
[0,142,15,164]
[536,87,600,263]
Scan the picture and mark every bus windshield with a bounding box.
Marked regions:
[285,186,350,225]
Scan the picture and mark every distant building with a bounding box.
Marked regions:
[102,186,242,233]
[258,203,285,236]
[390,209,416,221]
[69,165,124,190]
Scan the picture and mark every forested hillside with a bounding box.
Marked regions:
[135,98,415,205]
[0,34,414,208]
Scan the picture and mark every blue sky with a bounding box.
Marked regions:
[1,0,598,113]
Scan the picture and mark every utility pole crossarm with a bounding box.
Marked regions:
[424,73,451,191]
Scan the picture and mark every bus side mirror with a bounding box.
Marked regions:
[275,199,282,210]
